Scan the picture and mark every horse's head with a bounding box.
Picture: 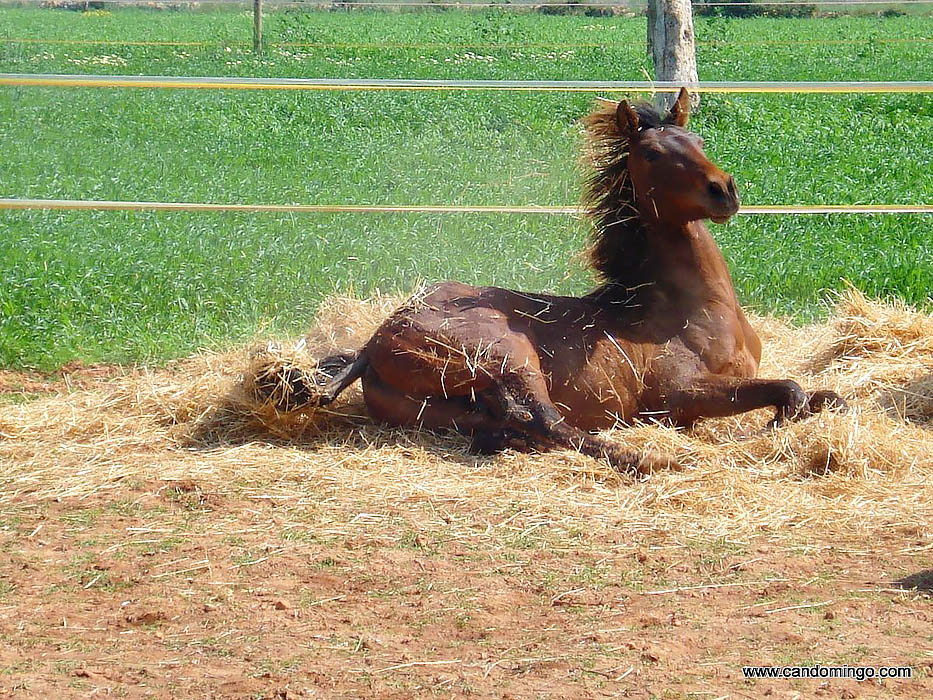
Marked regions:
[617,88,739,225]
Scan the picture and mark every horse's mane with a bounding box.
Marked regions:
[582,99,670,294]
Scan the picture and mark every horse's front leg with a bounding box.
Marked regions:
[663,376,846,429]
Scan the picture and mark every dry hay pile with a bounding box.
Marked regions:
[1,288,931,543]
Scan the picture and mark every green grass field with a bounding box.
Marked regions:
[1,7,931,369]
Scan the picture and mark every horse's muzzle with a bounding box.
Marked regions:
[709,176,740,223]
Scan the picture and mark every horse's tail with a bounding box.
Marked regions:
[252,349,369,412]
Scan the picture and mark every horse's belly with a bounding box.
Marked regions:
[545,362,643,431]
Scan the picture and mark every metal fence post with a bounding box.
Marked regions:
[254,0,263,54]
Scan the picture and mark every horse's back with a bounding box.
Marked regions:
[362,281,539,399]
[362,281,652,427]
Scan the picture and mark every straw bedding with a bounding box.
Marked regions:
[1,288,931,542]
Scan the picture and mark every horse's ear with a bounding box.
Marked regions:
[668,87,690,127]
[616,100,640,135]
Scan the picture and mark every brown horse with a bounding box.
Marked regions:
[274,88,845,472]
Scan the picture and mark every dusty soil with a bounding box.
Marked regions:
[1,478,930,699]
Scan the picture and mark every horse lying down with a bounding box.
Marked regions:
[262,88,846,473]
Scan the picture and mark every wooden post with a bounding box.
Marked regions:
[647,0,699,110]
[646,1,656,58]
[253,0,263,54]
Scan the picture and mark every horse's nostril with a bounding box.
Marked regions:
[708,181,726,199]
[727,176,738,197]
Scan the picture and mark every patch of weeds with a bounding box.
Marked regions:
[0,392,50,405]
[59,507,104,528]
[81,570,114,590]
[297,588,341,608]
[106,499,138,517]
[55,638,94,654]
[839,645,875,664]
[0,581,16,600]
[0,658,42,675]
[569,563,611,589]
[107,498,157,517]
[693,536,750,558]
[191,637,234,657]
[53,659,82,675]
[397,528,436,553]
[0,513,24,530]
[98,576,132,594]
[162,483,210,511]
[280,527,316,543]
[134,535,186,555]
[63,551,95,579]
[772,643,819,666]
[231,550,260,567]
[118,476,148,491]
[504,533,545,550]
[364,586,408,601]
[62,551,120,590]
[45,582,77,596]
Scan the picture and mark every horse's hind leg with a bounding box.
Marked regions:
[362,366,502,434]
[255,350,369,411]
[314,351,369,406]
[488,370,673,474]
[362,366,661,472]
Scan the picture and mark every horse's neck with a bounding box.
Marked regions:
[593,219,738,315]
[654,220,738,307]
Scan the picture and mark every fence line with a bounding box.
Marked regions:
[278,0,933,4]
[3,199,931,215]
[4,37,933,49]
[4,74,933,92]
[5,0,933,5]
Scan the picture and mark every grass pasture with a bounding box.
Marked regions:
[1,8,933,697]
[0,7,932,367]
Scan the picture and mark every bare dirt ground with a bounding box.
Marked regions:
[2,481,932,699]
[2,292,932,699]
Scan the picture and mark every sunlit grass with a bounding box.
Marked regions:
[0,8,931,369]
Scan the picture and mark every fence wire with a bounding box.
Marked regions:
[4,74,933,92]
[2,199,931,215]
[3,0,933,5]
[3,37,932,49]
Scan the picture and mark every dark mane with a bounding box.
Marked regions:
[581,99,670,295]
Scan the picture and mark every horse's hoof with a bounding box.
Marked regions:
[606,449,680,476]
[469,429,530,456]
[808,390,848,414]
[635,451,683,475]
[767,381,810,429]
[469,431,501,456]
